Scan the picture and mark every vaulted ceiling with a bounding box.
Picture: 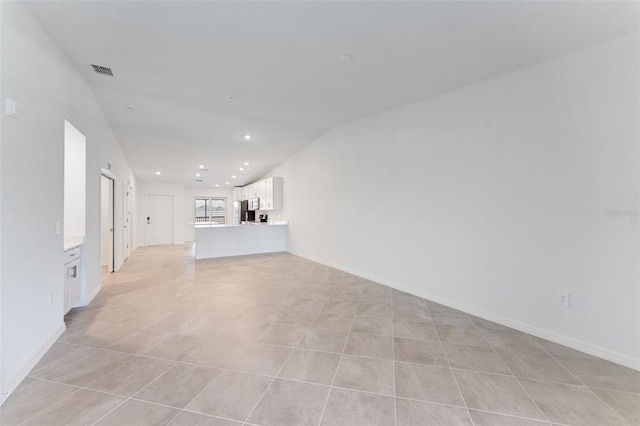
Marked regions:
[25,1,639,187]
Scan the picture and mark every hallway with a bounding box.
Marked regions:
[1,245,638,425]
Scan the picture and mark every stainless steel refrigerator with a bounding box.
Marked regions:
[233,201,241,224]
[233,200,255,224]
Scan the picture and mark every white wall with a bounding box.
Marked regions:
[269,34,640,368]
[184,187,234,241]
[137,182,185,246]
[136,183,235,245]
[0,2,137,396]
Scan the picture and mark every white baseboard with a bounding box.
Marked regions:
[0,322,66,402]
[291,251,640,372]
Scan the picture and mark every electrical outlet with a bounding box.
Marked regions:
[55,221,61,235]
[557,290,570,307]
[49,292,53,307]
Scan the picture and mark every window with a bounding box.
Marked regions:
[194,197,226,224]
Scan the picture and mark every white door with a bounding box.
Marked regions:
[123,183,132,260]
[146,195,173,245]
[100,175,114,273]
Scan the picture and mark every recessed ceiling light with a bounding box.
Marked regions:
[199,165,205,169]
[196,173,200,177]
[339,54,354,62]
[215,184,219,187]
[232,175,236,178]
[127,103,135,109]
[225,181,230,185]
[243,134,251,140]
[244,162,249,166]
[155,171,161,175]
[239,167,244,171]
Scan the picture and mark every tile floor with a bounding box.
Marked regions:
[2,244,639,426]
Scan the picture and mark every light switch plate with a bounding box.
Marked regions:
[5,97,18,118]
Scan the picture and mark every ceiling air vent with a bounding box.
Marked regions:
[195,179,203,183]
[90,64,114,77]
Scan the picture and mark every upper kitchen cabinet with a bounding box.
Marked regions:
[262,177,283,210]
[258,179,267,209]
[239,177,283,210]
[246,182,258,199]
[264,178,273,209]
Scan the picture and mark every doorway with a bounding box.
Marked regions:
[101,174,114,275]
[145,195,173,245]
[123,183,133,261]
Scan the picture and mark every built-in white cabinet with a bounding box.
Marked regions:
[260,177,283,210]
[63,246,82,313]
[264,178,273,209]
[258,180,267,209]
[246,182,259,199]
[239,177,283,210]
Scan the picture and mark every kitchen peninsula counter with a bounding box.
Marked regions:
[194,222,288,259]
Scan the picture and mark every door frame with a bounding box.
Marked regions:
[100,169,115,274]
[145,194,174,246]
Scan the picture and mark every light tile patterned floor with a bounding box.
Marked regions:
[2,244,639,425]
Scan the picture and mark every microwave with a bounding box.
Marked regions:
[249,199,260,210]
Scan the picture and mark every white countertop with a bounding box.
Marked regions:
[194,221,288,228]
[64,236,84,251]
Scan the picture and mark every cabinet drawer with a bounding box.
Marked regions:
[64,247,81,264]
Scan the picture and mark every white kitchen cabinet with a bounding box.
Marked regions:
[264,178,273,209]
[63,246,82,313]
[259,177,283,210]
[246,183,259,199]
[258,180,267,209]
[240,177,283,210]
[270,177,283,210]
